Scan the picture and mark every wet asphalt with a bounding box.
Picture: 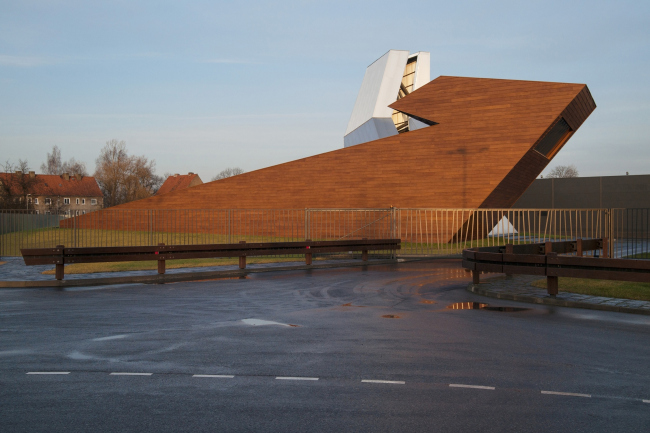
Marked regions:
[1,259,649,432]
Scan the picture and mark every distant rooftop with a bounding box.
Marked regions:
[157,172,203,195]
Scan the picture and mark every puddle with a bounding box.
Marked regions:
[241,319,299,327]
[446,302,529,312]
[341,303,366,307]
[381,314,401,319]
[419,300,436,304]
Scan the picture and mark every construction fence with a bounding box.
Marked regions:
[1,208,648,259]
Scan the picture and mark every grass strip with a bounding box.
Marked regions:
[41,257,329,275]
[531,277,650,302]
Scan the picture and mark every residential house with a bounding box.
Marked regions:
[0,171,103,215]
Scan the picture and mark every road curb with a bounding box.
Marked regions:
[0,258,413,289]
[467,283,650,316]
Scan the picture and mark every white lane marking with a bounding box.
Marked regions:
[541,390,591,398]
[92,334,128,341]
[642,399,650,403]
[110,372,153,376]
[449,383,495,390]
[193,374,235,378]
[361,380,405,384]
[275,376,319,381]
[26,372,70,375]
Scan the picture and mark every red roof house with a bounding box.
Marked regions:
[156,172,203,195]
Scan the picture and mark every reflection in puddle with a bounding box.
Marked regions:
[419,300,436,304]
[446,302,529,312]
[381,314,401,319]
[341,303,366,308]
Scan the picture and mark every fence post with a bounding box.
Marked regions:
[157,243,165,274]
[362,237,368,262]
[576,238,583,256]
[602,237,609,259]
[239,240,246,269]
[472,270,480,284]
[55,244,65,280]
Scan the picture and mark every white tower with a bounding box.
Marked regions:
[344,50,431,148]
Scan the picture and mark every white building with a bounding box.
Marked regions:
[344,50,431,148]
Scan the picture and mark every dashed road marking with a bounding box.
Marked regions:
[110,372,153,376]
[26,372,70,375]
[362,379,405,384]
[541,390,591,398]
[276,376,319,381]
[449,384,495,390]
[193,374,235,378]
[642,399,650,404]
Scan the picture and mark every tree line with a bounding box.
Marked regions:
[1,140,163,209]
[2,139,247,210]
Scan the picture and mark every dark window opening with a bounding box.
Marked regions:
[534,118,571,158]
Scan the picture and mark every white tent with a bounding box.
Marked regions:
[487,216,518,237]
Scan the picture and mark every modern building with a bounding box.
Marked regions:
[156,172,203,196]
[0,171,103,215]
[67,50,596,241]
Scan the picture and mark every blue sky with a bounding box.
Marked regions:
[1,0,648,180]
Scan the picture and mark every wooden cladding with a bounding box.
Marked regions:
[69,76,596,242]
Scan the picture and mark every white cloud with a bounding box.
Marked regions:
[0,55,52,67]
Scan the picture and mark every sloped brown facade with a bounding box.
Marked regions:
[68,76,596,241]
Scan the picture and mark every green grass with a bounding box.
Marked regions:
[531,277,650,301]
[41,256,328,275]
[1,226,572,257]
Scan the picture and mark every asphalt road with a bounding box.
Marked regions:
[1,259,649,432]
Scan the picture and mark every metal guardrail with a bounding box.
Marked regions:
[21,238,401,280]
[462,238,650,296]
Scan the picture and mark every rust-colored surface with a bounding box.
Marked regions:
[66,76,596,241]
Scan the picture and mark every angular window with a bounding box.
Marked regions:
[534,118,572,158]
[91,199,97,205]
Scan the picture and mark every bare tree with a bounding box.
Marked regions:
[40,146,63,175]
[211,167,244,181]
[0,160,43,210]
[41,145,88,176]
[94,139,163,207]
[546,165,578,178]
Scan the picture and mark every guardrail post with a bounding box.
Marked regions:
[546,251,558,297]
[472,270,480,284]
[157,243,165,275]
[601,237,609,259]
[505,244,513,276]
[305,239,312,265]
[576,238,583,257]
[362,237,368,261]
[239,241,246,269]
[55,244,64,280]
